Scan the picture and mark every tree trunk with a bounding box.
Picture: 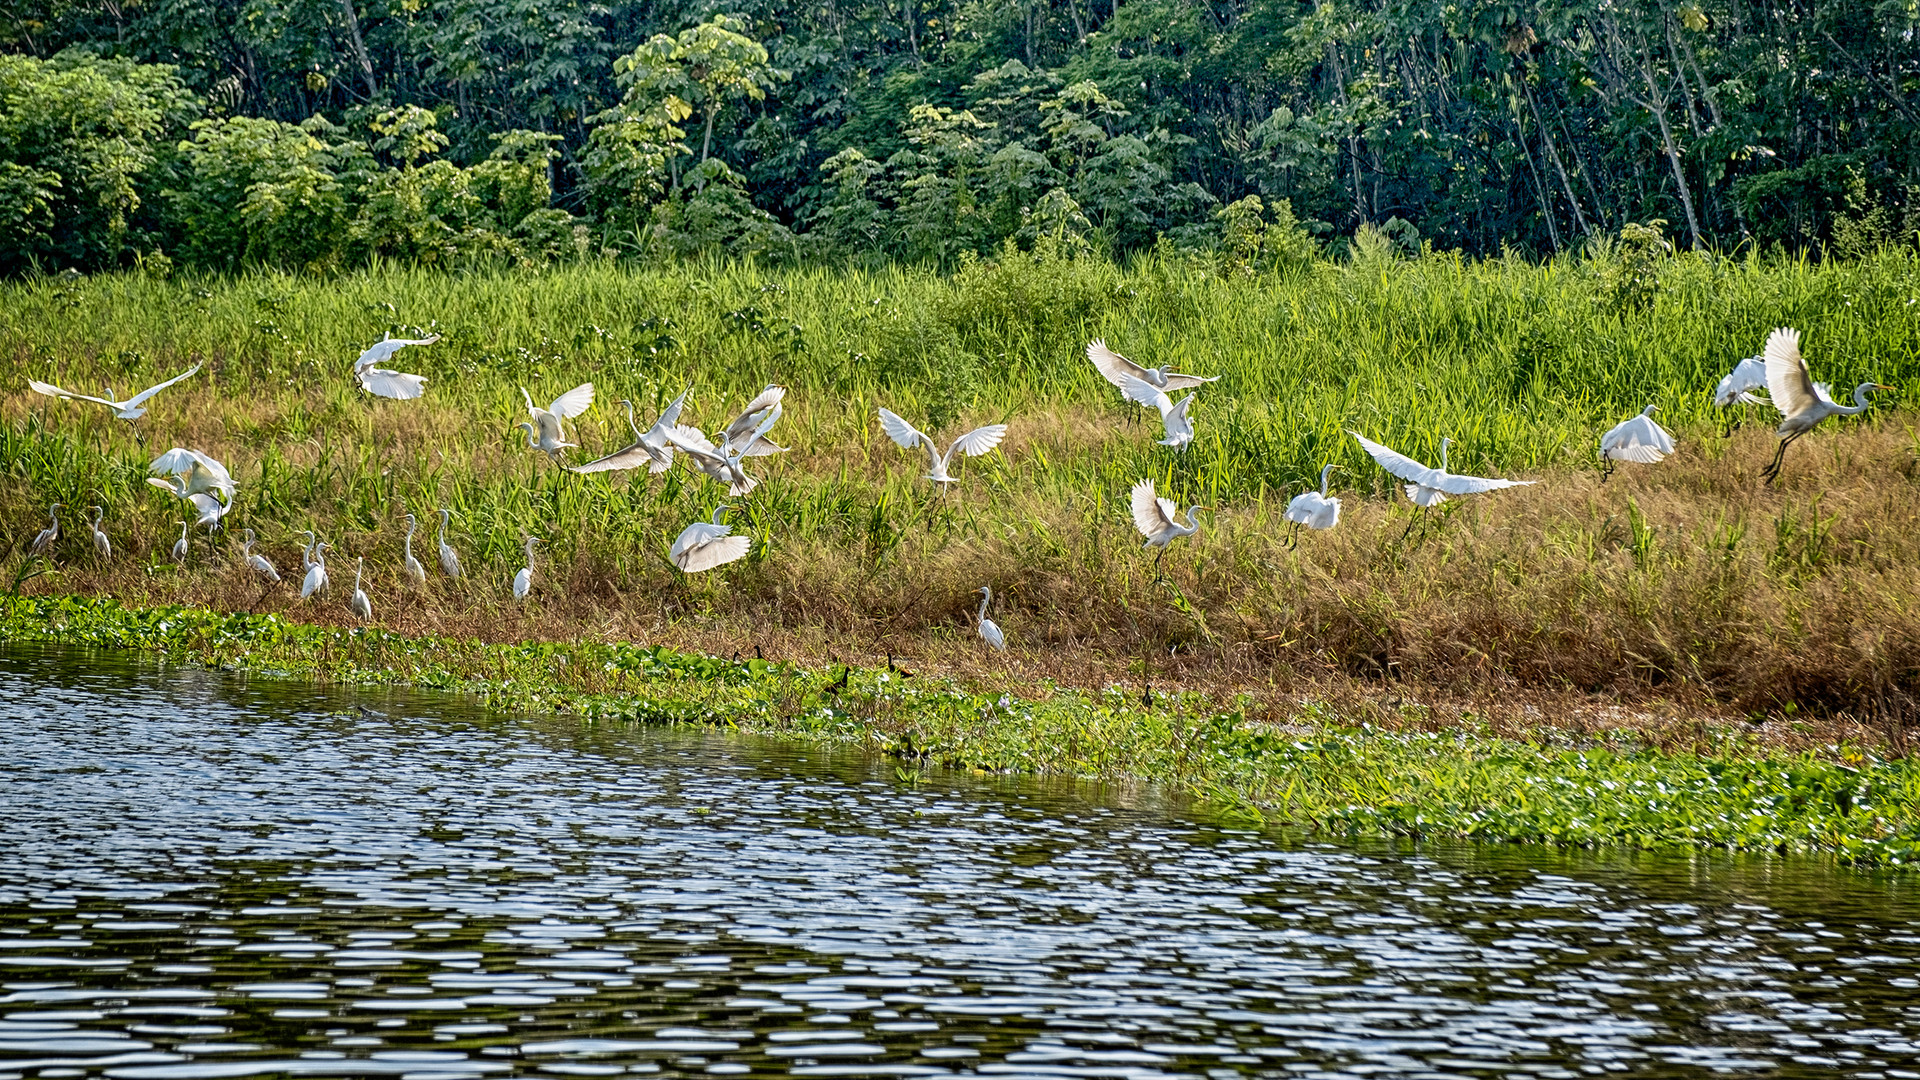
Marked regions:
[1523,78,1592,239]
[1645,91,1703,249]
[339,0,378,99]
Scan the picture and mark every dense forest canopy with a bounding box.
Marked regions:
[2,0,1916,275]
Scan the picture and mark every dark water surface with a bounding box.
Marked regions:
[4,645,1920,1080]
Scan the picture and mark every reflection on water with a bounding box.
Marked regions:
[3,643,1920,1079]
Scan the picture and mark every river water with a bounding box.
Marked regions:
[5,644,1920,1079]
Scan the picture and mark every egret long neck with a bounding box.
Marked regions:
[977,589,991,620]
[1318,464,1334,496]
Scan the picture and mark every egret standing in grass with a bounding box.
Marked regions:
[400,514,427,585]
[670,505,751,572]
[241,529,280,582]
[30,503,61,557]
[86,506,110,560]
[1759,327,1891,484]
[517,382,594,460]
[1598,405,1676,478]
[26,364,201,442]
[435,509,462,579]
[975,586,1006,650]
[352,334,438,399]
[349,558,373,622]
[1129,478,1207,570]
[301,541,330,600]
[1284,465,1342,545]
[513,535,541,602]
[1117,376,1195,449]
[171,521,189,563]
[876,407,1010,487]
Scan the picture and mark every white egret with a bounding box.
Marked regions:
[1284,464,1342,544]
[30,503,61,556]
[400,514,426,584]
[352,334,438,399]
[86,506,110,559]
[148,448,235,533]
[721,385,789,456]
[1599,405,1676,478]
[975,586,1006,650]
[1760,327,1891,484]
[171,521,188,563]
[436,509,462,579]
[241,529,280,582]
[1129,478,1207,569]
[301,542,330,600]
[1349,432,1536,508]
[876,407,1009,486]
[513,535,541,601]
[517,382,595,459]
[299,529,320,571]
[1087,340,1217,393]
[1117,376,1195,449]
[665,405,783,496]
[1714,355,1770,408]
[569,390,691,475]
[349,558,373,622]
[26,363,201,427]
[670,505,751,573]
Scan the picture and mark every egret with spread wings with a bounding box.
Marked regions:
[719,385,789,456]
[1759,327,1890,484]
[27,363,201,439]
[352,334,438,399]
[1128,478,1207,570]
[569,391,691,475]
[670,505,752,573]
[876,407,1009,486]
[665,405,784,496]
[1599,405,1676,478]
[1087,340,1217,395]
[517,382,595,459]
[1350,432,1535,508]
[1117,376,1195,449]
[147,448,236,532]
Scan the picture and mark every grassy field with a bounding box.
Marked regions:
[4,244,1920,730]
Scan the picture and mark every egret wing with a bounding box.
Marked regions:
[1088,339,1152,390]
[1763,327,1818,419]
[1349,432,1442,488]
[677,533,750,572]
[655,388,691,429]
[1118,375,1171,413]
[735,402,785,456]
[949,424,1008,458]
[1600,415,1670,463]
[877,407,927,450]
[1284,492,1318,525]
[724,385,786,445]
[122,364,202,407]
[1158,372,1220,392]
[1433,473,1535,495]
[1714,356,1769,407]
[546,382,595,419]
[979,619,1006,650]
[1129,478,1178,539]
[567,441,654,474]
[669,521,731,561]
[27,379,116,408]
[662,424,724,463]
[359,367,427,399]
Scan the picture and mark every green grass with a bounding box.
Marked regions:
[3,244,1919,720]
[7,592,1919,868]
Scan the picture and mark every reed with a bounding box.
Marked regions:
[4,244,1918,726]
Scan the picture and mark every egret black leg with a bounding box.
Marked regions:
[1600,457,1615,482]
[1761,433,1797,484]
[1399,512,1420,542]
[1285,522,1299,550]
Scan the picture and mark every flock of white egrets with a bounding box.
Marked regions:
[20,323,1887,652]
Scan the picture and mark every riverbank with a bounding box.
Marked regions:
[9,594,1918,867]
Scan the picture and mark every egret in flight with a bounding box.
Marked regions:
[352,334,438,399]
[1599,405,1676,478]
[975,586,1006,650]
[517,382,595,459]
[1284,465,1342,544]
[513,535,541,601]
[1714,355,1769,408]
[1129,478,1206,569]
[1760,327,1890,484]
[1087,340,1217,393]
[665,405,783,496]
[148,448,235,532]
[569,391,691,475]
[349,558,373,621]
[241,529,280,582]
[30,504,60,557]
[400,514,426,584]
[719,385,790,456]
[435,509,462,579]
[1350,432,1535,508]
[26,363,201,438]
[86,506,110,560]
[877,408,1009,486]
[670,505,751,573]
[1117,376,1194,449]
[170,521,189,563]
